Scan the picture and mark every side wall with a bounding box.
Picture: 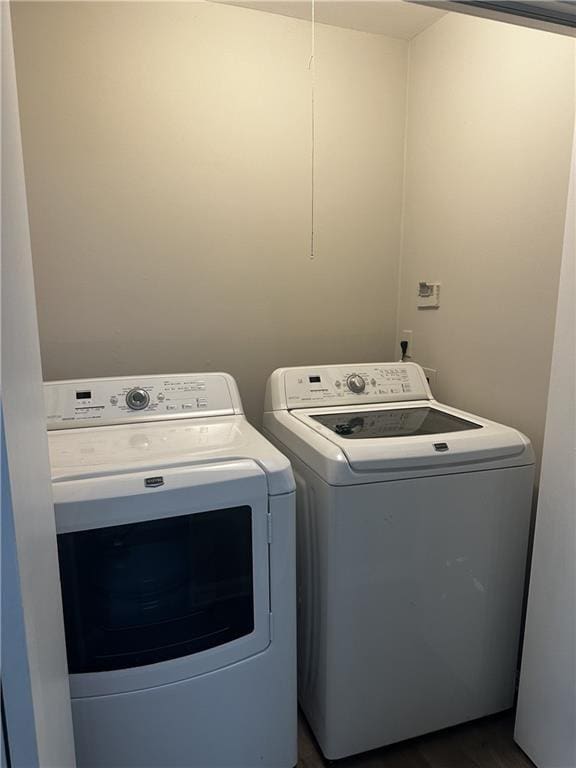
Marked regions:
[515,62,576,768]
[397,13,575,465]
[11,1,407,423]
[1,3,76,764]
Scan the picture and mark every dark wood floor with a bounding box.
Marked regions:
[298,710,535,768]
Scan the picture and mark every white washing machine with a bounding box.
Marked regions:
[45,372,296,768]
[262,362,535,761]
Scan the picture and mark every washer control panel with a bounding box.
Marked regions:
[281,363,431,409]
[45,373,241,429]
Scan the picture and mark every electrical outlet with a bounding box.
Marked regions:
[422,367,438,392]
[400,330,413,360]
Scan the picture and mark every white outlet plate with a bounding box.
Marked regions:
[417,282,440,309]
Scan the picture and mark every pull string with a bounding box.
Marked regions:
[309,0,315,260]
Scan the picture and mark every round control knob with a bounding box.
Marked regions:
[125,388,150,411]
[346,374,366,394]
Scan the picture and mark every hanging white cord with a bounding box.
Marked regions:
[309,0,316,260]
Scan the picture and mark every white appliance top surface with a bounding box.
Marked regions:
[263,363,534,481]
[46,374,294,495]
[48,415,294,495]
[273,401,533,480]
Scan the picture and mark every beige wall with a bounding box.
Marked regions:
[11,3,575,457]
[397,13,575,467]
[11,1,407,423]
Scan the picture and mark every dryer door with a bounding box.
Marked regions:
[53,460,271,697]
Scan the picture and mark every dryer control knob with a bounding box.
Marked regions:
[126,387,150,410]
[346,374,366,394]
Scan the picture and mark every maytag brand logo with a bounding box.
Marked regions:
[145,476,165,488]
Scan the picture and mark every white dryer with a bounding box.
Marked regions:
[263,362,535,761]
[45,373,296,768]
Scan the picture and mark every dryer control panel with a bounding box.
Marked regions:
[45,373,243,429]
[266,363,432,411]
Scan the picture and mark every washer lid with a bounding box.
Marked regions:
[48,415,294,495]
[309,406,482,439]
[291,402,533,474]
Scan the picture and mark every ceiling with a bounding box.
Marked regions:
[212,1,447,39]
